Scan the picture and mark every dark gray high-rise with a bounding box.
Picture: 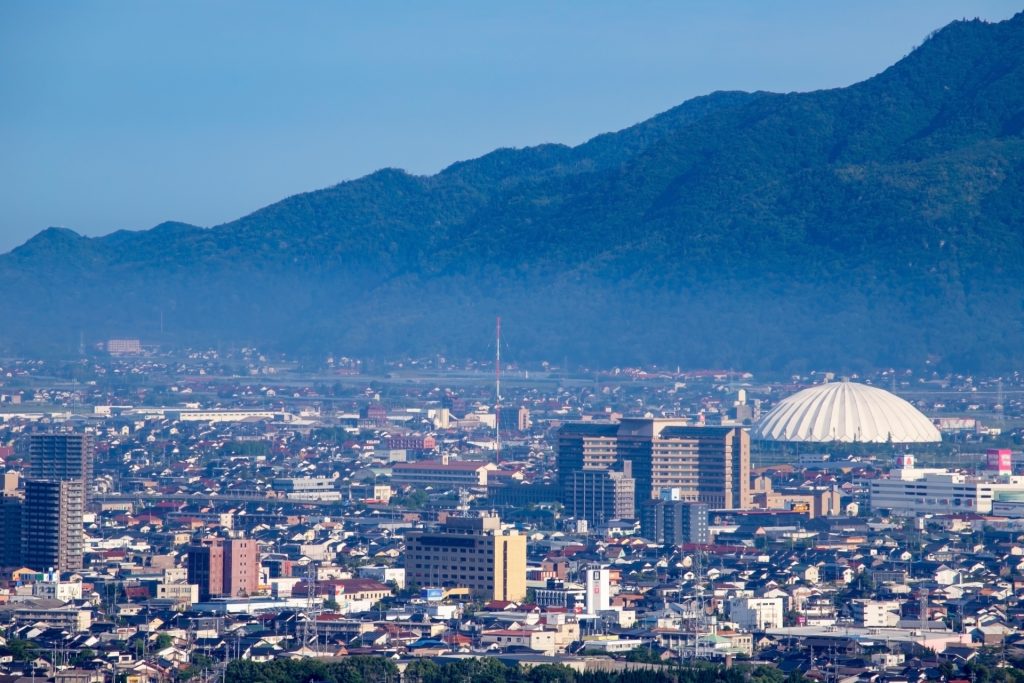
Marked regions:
[0,493,23,567]
[22,479,84,571]
[22,433,91,572]
[29,433,94,495]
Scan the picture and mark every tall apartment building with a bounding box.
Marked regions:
[224,539,260,597]
[0,493,23,567]
[564,461,635,524]
[22,479,84,572]
[557,419,750,518]
[187,538,260,600]
[641,497,709,545]
[655,426,750,509]
[29,433,94,484]
[404,513,526,601]
[187,539,224,601]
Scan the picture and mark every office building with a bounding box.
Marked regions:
[728,596,784,630]
[641,495,709,545]
[564,461,635,524]
[404,513,526,601]
[391,458,495,489]
[22,479,84,572]
[188,538,260,600]
[271,477,342,502]
[869,454,1024,515]
[653,426,750,509]
[557,419,750,512]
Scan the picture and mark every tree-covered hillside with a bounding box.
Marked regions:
[3,13,1024,372]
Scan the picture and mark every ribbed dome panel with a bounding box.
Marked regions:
[753,381,941,443]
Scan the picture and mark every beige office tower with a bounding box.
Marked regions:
[22,479,84,572]
[558,419,750,513]
[653,426,751,509]
[404,513,526,601]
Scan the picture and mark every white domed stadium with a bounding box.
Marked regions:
[753,379,941,444]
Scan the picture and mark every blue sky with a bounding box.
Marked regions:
[0,1,1018,253]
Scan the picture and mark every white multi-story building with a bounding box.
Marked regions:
[868,455,1024,515]
[585,568,611,615]
[728,597,784,631]
[851,599,902,627]
[272,477,342,502]
[357,565,406,589]
[32,572,83,602]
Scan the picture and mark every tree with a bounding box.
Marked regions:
[625,647,663,664]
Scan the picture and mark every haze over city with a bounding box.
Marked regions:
[2,4,1024,683]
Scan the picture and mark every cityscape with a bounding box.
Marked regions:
[0,345,1021,682]
[3,3,1024,683]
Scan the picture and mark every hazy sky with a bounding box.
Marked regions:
[0,1,1019,253]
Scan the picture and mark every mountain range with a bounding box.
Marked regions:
[4,12,1024,372]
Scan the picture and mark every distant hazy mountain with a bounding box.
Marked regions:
[4,13,1024,372]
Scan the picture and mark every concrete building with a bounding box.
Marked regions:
[641,494,709,545]
[851,599,902,627]
[187,539,225,601]
[156,583,200,606]
[391,459,495,489]
[404,513,526,601]
[751,476,842,518]
[564,461,635,525]
[558,420,750,510]
[0,493,23,567]
[32,571,84,601]
[29,432,94,503]
[224,539,260,597]
[188,538,260,600]
[357,565,406,589]
[868,455,1024,515]
[585,568,611,615]
[22,479,84,572]
[272,477,342,502]
[497,407,531,434]
[728,596,784,631]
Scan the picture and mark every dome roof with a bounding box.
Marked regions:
[753,380,941,443]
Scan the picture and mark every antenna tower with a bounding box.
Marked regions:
[495,316,501,464]
[301,561,320,654]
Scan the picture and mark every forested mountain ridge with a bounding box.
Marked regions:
[3,13,1024,372]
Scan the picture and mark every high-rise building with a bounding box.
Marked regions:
[0,493,23,567]
[654,426,750,509]
[187,538,260,601]
[404,513,526,601]
[22,479,84,572]
[29,433,94,503]
[187,539,225,601]
[557,420,750,514]
[224,539,260,597]
[564,461,635,524]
